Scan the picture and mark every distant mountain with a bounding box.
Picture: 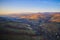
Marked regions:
[7,12,60,22]
[49,13,60,22]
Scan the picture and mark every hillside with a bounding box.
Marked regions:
[50,13,60,22]
[8,12,60,22]
[0,12,60,40]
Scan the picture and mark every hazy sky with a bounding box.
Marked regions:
[0,0,60,14]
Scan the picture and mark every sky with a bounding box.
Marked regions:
[0,0,60,15]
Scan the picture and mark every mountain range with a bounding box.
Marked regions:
[0,12,60,40]
[6,12,60,22]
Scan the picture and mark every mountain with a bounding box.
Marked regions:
[50,13,60,22]
[8,13,45,19]
[19,13,45,19]
[0,12,60,40]
[0,16,36,35]
[7,12,60,23]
